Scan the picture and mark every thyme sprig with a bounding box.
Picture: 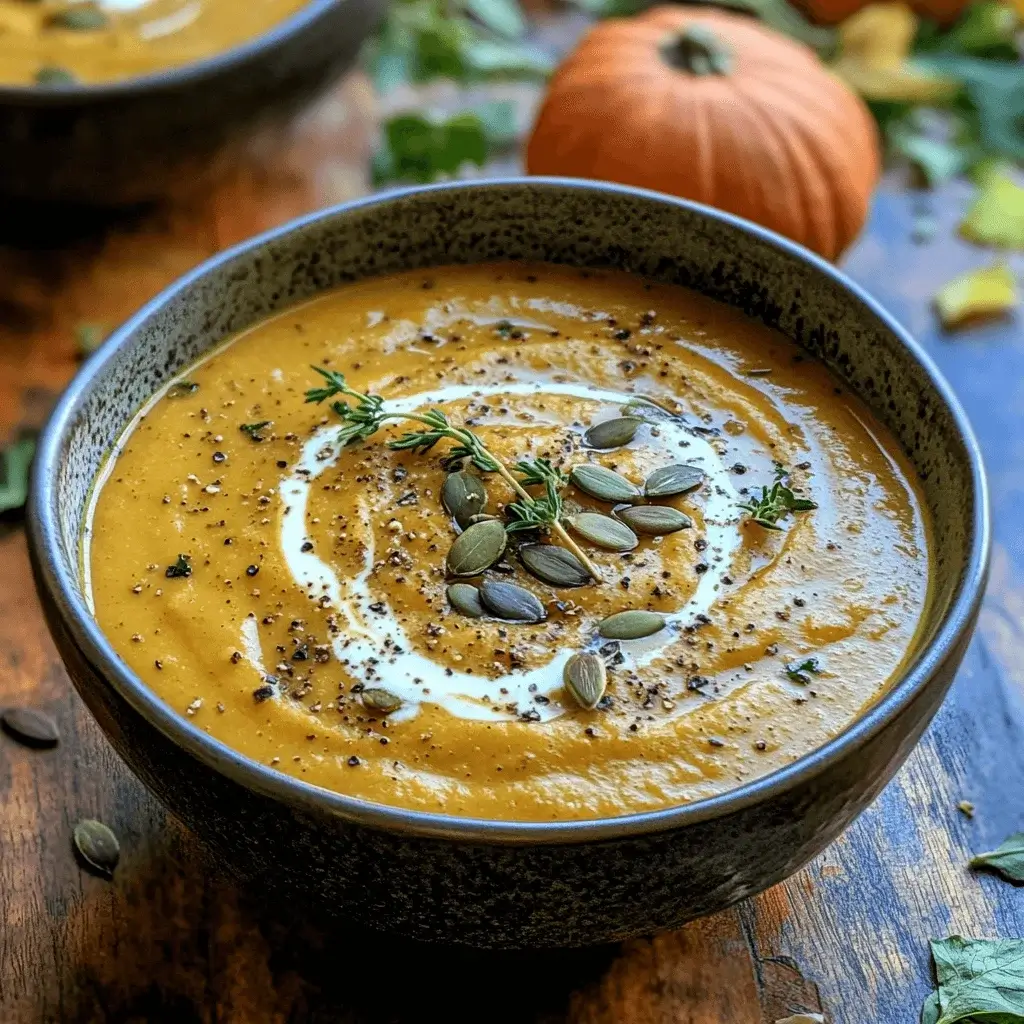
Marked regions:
[305,368,602,580]
[738,468,817,531]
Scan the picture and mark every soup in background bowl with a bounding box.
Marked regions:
[28,180,988,947]
[0,0,382,203]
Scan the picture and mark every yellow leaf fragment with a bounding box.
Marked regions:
[960,171,1024,249]
[935,263,1018,329]
[831,2,957,102]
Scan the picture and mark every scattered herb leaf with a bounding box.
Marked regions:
[738,479,817,530]
[239,421,272,442]
[958,799,976,818]
[923,935,1024,1023]
[934,263,1018,329]
[0,437,35,515]
[166,381,199,398]
[785,657,822,686]
[970,832,1024,883]
[165,554,192,579]
[75,322,107,357]
[34,65,77,86]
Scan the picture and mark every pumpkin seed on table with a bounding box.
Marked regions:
[598,610,667,640]
[479,581,546,623]
[442,470,487,528]
[584,417,642,450]
[1,706,59,747]
[644,464,705,498]
[570,464,642,503]
[564,653,607,710]
[72,819,119,878]
[446,519,506,577]
[615,505,691,535]
[520,543,591,587]
[362,688,403,714]
[566,512,638,552]
[447,582,485,618]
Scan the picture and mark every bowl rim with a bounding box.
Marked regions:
[0,0,345,104]
[29,177,991,845]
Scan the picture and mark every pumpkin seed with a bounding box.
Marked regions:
[644,463,705,498]
[446,519,507,577]
[520,544,591,587]
[48,5,109,29]
[598,610,667,640]
[570,465,641,503]
[442,471,487,527]
[72,819,120,878]
[584,417,641,450]
[566,512,638,552]
[615,505,692,535]
[563,653,607,710]
[466,513,500,526]
[1,706,59,747]
[447,583,485,618]
[479,581,546,623]
[362,688,402,714]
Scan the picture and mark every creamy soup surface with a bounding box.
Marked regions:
[1,0,305,86]
[87,263,932,822]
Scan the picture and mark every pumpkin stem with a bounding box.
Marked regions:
[661,25,733,76]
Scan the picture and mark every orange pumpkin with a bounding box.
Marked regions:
[525,7,881,260]
[795,0,972,26]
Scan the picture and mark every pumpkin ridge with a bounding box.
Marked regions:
[734,77,836,255]
[718,91,803,243]
[734,73,876,249]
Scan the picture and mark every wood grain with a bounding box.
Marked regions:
[2,70,1024,1024]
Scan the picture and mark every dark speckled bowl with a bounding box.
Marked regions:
[0,0,382,204]
[28,180,989,948]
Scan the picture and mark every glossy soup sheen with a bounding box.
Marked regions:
[87,263,932,822]
[1,0,306,86]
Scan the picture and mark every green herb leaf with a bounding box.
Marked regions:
[75,322,107,357]
[970,832,1024,883]
[927,935,1024,1023]
[165,554,192,579]
[34,65,77,86]
[914,1,1019,61]
[461,0,525,40]
[373,110,489,186]
[739,480,818,530]
[239,421,272,442]
[0,437,35,515]
[889,122,969,187]
[713,0,837,55]
[916,57,1024,163]
[785,657,821,686]
[920,990,941,1024]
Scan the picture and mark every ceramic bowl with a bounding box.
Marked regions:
[28,180,989,948]
[0,0,383,205]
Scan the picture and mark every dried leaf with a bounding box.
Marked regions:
[832,3,957,102]
[934,263,1018,329]
[960,170,1024,248]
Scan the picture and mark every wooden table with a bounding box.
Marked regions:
[2,73,1023,1024]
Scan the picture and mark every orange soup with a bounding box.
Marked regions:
[86,263,932,821]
